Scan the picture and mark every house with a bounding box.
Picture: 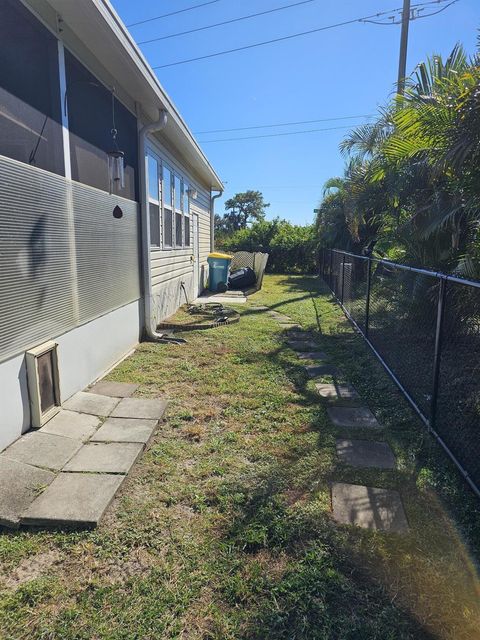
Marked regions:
[0,0,223,451]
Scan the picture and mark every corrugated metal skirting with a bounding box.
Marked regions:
[0,155,141,364]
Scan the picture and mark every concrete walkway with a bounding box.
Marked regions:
[0,382,167,529]
[270,307,409,534]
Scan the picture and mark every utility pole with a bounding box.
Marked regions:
[397,0,411,95]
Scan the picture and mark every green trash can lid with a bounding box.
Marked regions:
[208,252,232,260]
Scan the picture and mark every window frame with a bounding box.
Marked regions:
[162,163,174,249]
[146,145,196,251]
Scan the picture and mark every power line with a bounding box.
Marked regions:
[198,124,363,143]
[151,1,457,69]
[138,0,316,45]
[127,0,222,28]
[194,114,374,135]
[360,0,459,24]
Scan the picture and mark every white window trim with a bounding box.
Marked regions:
[146,151,161,248]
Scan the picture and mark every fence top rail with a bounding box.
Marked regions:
[326,249,480,290]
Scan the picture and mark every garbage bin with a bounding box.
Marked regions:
[207,252,232,292]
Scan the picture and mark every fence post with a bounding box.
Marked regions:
[430,276,447,431]
[364,257,372,338]
[329,250,334,290]
[340,255,346,304]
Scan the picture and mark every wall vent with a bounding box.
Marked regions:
[26,341,61,428]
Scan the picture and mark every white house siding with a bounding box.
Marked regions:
[147,136,212,322]
[0,299,142,452]
[0,155,142,450]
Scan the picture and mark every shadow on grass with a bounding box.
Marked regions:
[210,276,480,639]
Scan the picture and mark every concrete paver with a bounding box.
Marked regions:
[0,458,55,528]
[287,331,314,340]
[304,364,339,378]
[21,473,126,527]
[63,391,119,417]
[296,351,328,361]
[327,406,381,428]
[336,439,396,469]
[63,442,144,474]
[331,482,408,532]
[40,410,99,441]
[2,432,82,471]
[91,418,157,444]
[315,382,360,404]
[287,340,318,351]
[89,381,139,398]
[111,397,168,420]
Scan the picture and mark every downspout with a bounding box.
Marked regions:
[210,189,223,252]
[139,109,183,343]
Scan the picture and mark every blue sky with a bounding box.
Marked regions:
[113,0,479,225]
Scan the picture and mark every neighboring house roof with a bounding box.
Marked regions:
[40,0,224,190]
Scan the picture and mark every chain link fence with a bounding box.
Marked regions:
[320,248,480,498]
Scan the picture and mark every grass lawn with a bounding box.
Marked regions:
[1,274,480,639]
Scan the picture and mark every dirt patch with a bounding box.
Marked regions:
[0,550,62,590]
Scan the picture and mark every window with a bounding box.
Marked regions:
[149,202,160,247]
[174,176,183,247]
[175,211,183,247]
[184,182,190,246]
[162,165,173,247]
[0,0,64,175]
[163,165,172,207]
[184,215,191,247]
[148,155,159,201]
[174,175,182,211]
[164,208,173,247]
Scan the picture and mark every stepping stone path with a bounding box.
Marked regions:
[331,483,408,533]
[286,341,409,533]
[0,380,168,529]
[327,406,381,428]
[336,439,396,469]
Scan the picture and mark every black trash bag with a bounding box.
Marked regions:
[228,267,256,290]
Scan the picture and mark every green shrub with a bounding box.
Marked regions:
[218,219,318,274]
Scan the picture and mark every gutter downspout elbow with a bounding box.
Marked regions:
[139,110,177,342]
[210,189,223,252]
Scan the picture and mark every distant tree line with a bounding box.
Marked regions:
[215,190,317,273]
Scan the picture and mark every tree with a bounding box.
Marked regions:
[219,190,270,233]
